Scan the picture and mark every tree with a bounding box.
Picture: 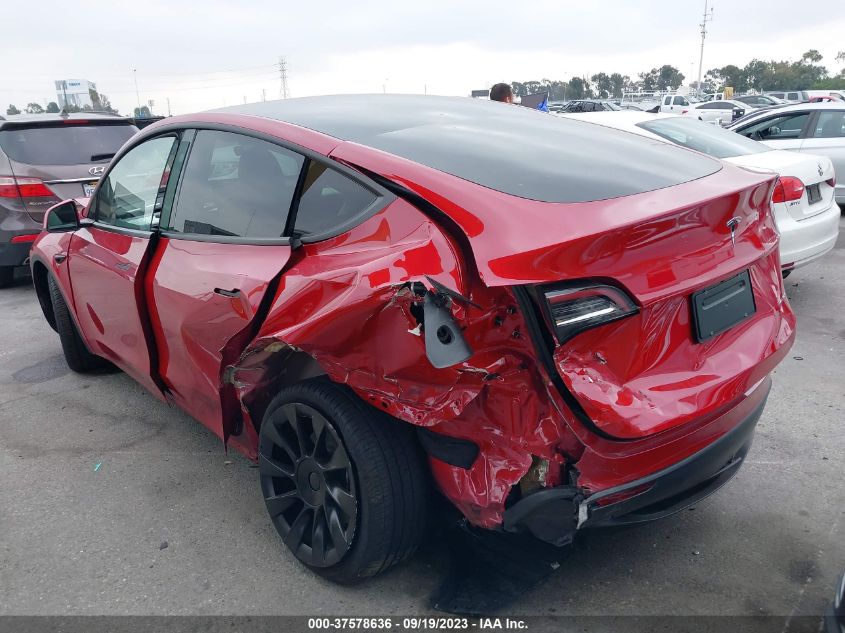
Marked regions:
[25,102,44,114]
[609,73,626,98]
[567,76,592,99]
[98,93,118,114]
[802,49,823,64]
[6,104,20,115]
[590,72,612,98]
[134,105,152,118]
[656,65,684,91]
[46,102,59,113]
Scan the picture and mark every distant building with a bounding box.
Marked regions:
[54,79,98,109]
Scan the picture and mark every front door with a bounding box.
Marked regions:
[148,129,303,439]
[68,134,178,396]
[799,109,845,203]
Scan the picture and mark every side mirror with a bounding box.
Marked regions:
[44,200,80,232]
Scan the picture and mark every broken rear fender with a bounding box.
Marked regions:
[228,198,582,527]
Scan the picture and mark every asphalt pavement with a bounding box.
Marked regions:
[1,215,844,631]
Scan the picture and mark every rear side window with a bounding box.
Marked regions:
[294,162,378,237]
[812,111,845,138]
[96,136,176,230]
[739,112,810,140]
[699,102,726,110]
[168,130,304,239]
[0,122,137,165]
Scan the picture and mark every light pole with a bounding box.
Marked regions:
[696,1,714,98]
[133,69,141,112]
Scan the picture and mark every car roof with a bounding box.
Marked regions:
[729,101,845,126]
[213,94,721,204]
[0,112,131,128]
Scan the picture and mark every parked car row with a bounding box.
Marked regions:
[21,95,801,587]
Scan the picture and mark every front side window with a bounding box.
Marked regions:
[812,111,845,138]
[673,97,688,106]
[739,112,810,140]
[96,135,176,230]
[294,162,379,237]
[168,130,304,239]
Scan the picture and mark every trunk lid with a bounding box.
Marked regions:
[726,149,835,222]
[332,134,795,440]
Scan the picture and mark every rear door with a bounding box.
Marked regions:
[0,120,137,223]
[149,129,303,439]
[68,133,178,395]
[799,109,845,202]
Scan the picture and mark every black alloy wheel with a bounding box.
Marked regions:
[259,401,357,568]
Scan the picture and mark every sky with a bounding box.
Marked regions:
[2,0,844,116]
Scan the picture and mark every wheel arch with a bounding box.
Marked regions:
[31,258,57,332]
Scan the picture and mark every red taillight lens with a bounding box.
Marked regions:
[827,175,836,188]
[0,176,54,198]
[543,283,639,344]
[771,176,805,204]
[10,233,39,244]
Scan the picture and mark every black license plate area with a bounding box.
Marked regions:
[691,270,756,342]
[807,183,821,205]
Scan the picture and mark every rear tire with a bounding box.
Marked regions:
[48,275,107,372]
[258,378,429,584]
[0,266,13,288]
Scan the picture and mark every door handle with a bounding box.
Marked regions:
[214,288,241,298]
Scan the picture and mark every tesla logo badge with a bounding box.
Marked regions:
[726,217,741,248]
[88,166,105,176]
[818,163,824,178]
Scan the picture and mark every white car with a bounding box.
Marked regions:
[728,102,845,205]
[559,111,840,274]
[686,99,747,125]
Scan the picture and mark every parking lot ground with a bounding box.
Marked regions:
[1,215,844,629]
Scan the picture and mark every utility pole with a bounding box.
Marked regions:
[696,0,714,97]
[262,88,267,102]
[133,69,141,111]
[166,97,171,117]
[278,56,289,99]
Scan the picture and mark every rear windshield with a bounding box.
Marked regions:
[637,117,771,159]
[0,122,138,166]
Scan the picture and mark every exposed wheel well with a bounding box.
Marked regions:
[238,347,328,433]
[31,261,57,332]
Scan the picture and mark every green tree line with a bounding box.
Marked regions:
[6,90,118,116]
[511,49,845,100]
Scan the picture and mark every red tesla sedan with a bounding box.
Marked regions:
[30,95,795,583]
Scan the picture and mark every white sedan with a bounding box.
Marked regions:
[558,111,840,274]
[685,99,747,126]
[728,102,845,205]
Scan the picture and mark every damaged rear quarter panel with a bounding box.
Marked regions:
[230,198,577,528]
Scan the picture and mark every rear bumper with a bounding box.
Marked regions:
[0,240,35,267]
[778,199,841,269]
[580,383,766,527]
[502,381,769,544]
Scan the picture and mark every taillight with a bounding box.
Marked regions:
[0,176,54,198]
[827,175,836,188]
[771,176,805,204]
[543,282,638,344]
[10,233,38,244]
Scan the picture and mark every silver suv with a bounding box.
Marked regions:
[0,112,137,286]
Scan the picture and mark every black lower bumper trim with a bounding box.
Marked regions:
[0,240,34,267]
